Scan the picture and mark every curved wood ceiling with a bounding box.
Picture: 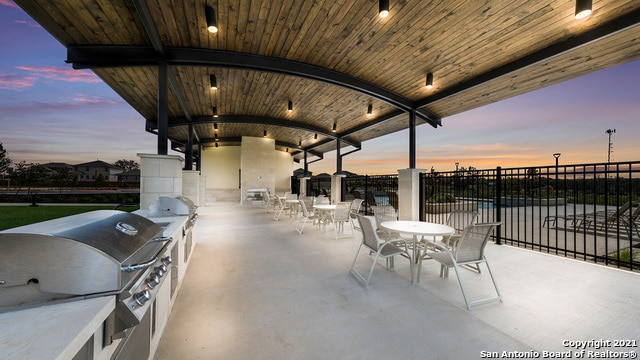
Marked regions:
[15,0,640,164]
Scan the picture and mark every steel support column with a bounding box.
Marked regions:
[157,62,168,155]
[336,138,342,174]
[185,123,193,169]
[409,110,416,169]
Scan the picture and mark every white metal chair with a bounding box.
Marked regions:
[296,200,320,234]
[331,201,353,239]
[350,199,364,232]
[273,196,291,221]
[442,210,479,248]
[419,222,503,310]
[350,215,413,287]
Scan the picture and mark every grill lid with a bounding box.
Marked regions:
[0,210,168,303]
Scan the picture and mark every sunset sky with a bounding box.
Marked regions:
[1,1,639,175]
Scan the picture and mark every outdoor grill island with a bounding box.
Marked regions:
[0,197,198,360]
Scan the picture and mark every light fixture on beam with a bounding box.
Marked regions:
[425,73,433,89]
[212,106,218,117]
[288,100,293,112]
[367,104,373,116]
[298,140,302,148]
[205,6,218,33]
[379,0,389,18]
[210,75,217,90]
[215,142,219,148]
[575,0,592,19]
[314,133,318,140]
[214,133,218,141]
[213,122,218,131]
[263,130,267,137]
[332,123,337,132]
[286,148,289,152]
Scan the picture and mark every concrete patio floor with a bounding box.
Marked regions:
[155,203,640,359]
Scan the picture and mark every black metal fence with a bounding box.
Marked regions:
[333,161,640,271]
[422,162,640,271]
[341,175,398,215]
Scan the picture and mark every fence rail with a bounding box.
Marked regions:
[325,161,640,272]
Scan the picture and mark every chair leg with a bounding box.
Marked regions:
[450,263,472,310]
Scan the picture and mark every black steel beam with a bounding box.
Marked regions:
[66,46,442,126]
[169,114,361,149]
[415,8,640,109]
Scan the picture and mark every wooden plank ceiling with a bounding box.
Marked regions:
[15,0,640,163]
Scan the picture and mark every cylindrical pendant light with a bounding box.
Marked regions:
[205,6,218,33]
[379,0,389,18]
[367,104,373,116]
[288,100,293,112]
[575,0,592,19]
[425,73,433,89]
[263,130,267,137]
[212,106,218,117]
[210,75,217,90]
[332,123,337,132]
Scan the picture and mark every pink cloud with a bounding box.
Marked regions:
[15,65,101,83]
[0,73,36,89]
[0,0,20,9]
[74,96,119,105]
[14,19,41,28]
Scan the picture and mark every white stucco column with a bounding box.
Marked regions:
[182,170,200,206]
[199,174,206,206]
[331,173,346,204]
[299,176,309,197]
[397,168,425,220]
[138,153,184,209]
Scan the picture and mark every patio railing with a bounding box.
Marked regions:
[421,162,640,271]
[336,161,640,272]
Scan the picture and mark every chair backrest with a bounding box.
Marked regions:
[446,210,479,232]
[315,196,330,205]
[334,202,352,221]
[607,202,632,222]
[351,199,364,216]
[371,205,397,225]
[454,222,500,263]
[299,199,310,217]
[356,215,382,251]
[300,196,314,213]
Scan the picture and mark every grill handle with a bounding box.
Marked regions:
[121,257,158,272]
[120,236,173,272]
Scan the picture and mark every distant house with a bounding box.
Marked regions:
[74,160,123,182]
[117,169,140,183]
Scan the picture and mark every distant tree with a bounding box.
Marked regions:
[113,159,139,171]
[94,173,106,188]
[10,162,49,194]
[51,166,77,193]
[0,143,11,176]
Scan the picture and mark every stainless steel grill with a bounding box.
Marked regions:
[0,210,173,341]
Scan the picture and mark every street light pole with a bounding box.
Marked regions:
[553,153,561,168]
[606,129,616,163]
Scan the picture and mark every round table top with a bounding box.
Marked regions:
[380,220,455,236]
[313,204,336,210]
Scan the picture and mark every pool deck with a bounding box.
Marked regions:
[154,202,640,359]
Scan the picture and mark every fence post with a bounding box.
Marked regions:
[495,166,502,245]
[419,172,425,222]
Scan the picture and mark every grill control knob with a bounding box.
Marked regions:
[146,274,160,288]
[134,290,150,306]
[154,266,166,277]
[161,256,172,266]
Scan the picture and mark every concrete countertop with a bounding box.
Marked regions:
[0,296,114,360]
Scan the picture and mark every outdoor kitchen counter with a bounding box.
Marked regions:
[0,296,114,360]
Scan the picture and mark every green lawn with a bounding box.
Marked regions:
[0,205,139,231]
